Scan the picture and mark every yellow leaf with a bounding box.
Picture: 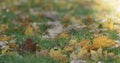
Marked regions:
[49,48,62,59]
[2,46,9,55]
[77,49,89,59]
[34,0,40,5]
[102,18,114,30]
[79,40,90,47]
[70,17,82,24]
[90,50,99,61]
[57,32,69,39]
[93,36,115,48]
[0,24,8,33]
[97,47,103,59]
[49,48,67,62]
[69,39,77,46]
[24,25,34,36]
[0,35,12,41]
[70,52,76,58]
[81,36,116,50]
[64,45,73,52]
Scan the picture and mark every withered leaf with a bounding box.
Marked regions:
[36,49,48,57]
[22,38,36,52]
[24,24,34,36]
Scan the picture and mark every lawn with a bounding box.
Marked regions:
[0,0,120,63]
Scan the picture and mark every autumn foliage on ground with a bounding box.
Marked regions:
[1,0,120,63]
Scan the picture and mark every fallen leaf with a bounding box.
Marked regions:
[97,47,103,59]
[70,17,82,24]
[7,42,18,51]
[57,32,69,39]
[49,48,68,63]
[90,49,99,61]
[42,11,59,21]
[69,39,77,46]
[45,21,64,38]
[0,24,8,33]
[81,36,116,50]
[0,35,12,41]
[34,0,40,5]
[102,18,114,30]
[0,42,7,49]
[71,57,87,63]
[64,45,74,52]
[85,16,92,22]
[36,49,48,57]
[2,46,9,55]
[107,52,115,58]
[79,40,90,47]
[90,48,103,61]
[77,49,89,60]
[24,25,34,36]
[22,38,36,52]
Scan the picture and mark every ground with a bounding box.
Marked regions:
[0,0,120,63]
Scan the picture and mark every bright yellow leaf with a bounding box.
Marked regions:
[102,18,114,30]
[80,36,116,50]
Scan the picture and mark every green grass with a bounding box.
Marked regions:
[0,54,59,63]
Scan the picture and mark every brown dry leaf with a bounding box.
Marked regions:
[22,38,36,52]
[49,48,68,63]
[0,35,12,41]
[85,16,92,22]
[24,25,34,36]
